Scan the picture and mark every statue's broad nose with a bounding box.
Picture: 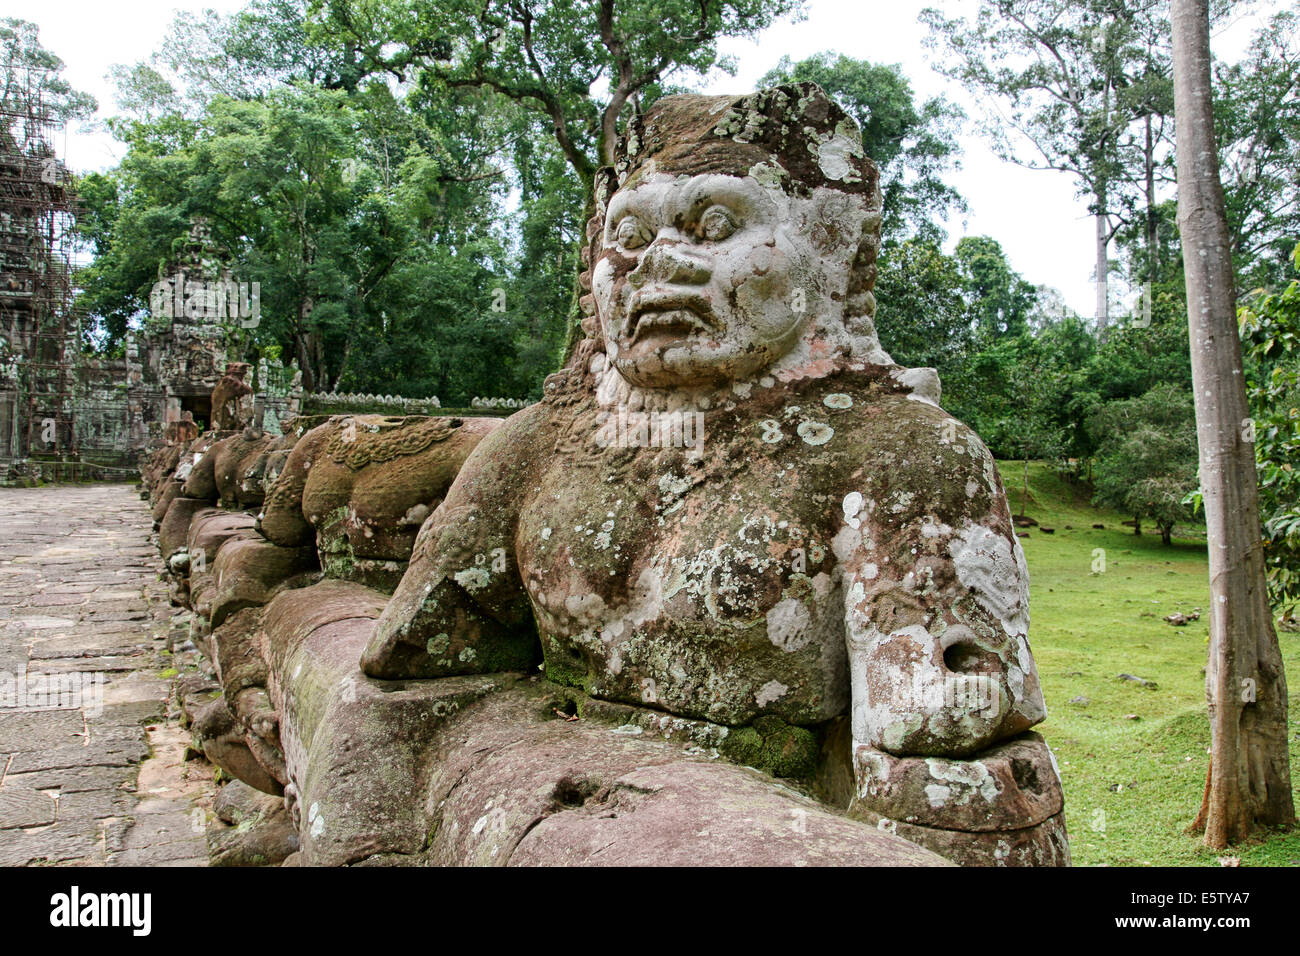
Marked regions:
[628,236,710,288]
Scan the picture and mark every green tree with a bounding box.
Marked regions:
[955,236,1037,340]
[1089,383,1199,544]
[0,19,96,125]
[922,0,1180,334]
[1003,357,1070,517]
[311,0,805,185]
[78,77,527,399]
[1215,5,1300,293]
[1239,241,1300,625]
[872,238,971,375]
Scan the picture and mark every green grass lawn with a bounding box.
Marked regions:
[1000,460,1300,867]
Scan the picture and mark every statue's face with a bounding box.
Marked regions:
[593,174,816,388]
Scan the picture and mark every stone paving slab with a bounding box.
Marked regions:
[0,483,216,866]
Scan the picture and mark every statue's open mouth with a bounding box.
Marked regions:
[626,293,716,345]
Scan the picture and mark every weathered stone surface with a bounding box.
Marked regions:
[211,361,254,431]
[426,684,947,867]
[267,601,948,866]
[0,708,86,751]
[510,761,940,867]
[0,822,100,865]
[851,807,1071,868]
[213,778,285,825]
[170,432,235,501]
[186,509,260,569]
[182,428,294,509]
[208,811,299,866]
[9,733,150,773]
[207,537,318,628]
[259,414,500,590]
[0,484,219,866]
[0,786,58,829]
[207,780,298,866]
[4,766,129,797]
[159,498,215,560]
[192,695,283,796]
[211,606,269,702]
[851,733,1063,832]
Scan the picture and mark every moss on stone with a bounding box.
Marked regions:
[720,715,820,779]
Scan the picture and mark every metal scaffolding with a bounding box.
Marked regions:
[0,71,80,461]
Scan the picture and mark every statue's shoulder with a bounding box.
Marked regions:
[455,400,562,484]
[799,368,1004,523]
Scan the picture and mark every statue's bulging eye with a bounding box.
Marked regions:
[698,206,737,242]
[615,216,653,250]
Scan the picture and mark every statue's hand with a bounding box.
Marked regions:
[838,501,1046,759]
[362,501,536,679]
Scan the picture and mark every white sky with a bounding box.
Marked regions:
[5,0,1287,317]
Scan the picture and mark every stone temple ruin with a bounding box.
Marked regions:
[0,187,298,483]
[136,82,1069,866]
[0,72,438,486]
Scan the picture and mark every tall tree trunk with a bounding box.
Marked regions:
[1145,113,1159,279]
[1095,209,1110,337]
[295,334,317,394]
[1173,0,1295,848]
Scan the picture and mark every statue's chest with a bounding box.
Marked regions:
[514,452,841,636]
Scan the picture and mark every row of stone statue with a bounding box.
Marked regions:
[140,82,1069,867]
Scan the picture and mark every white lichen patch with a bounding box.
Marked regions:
[797,420,834,445]
[747,161,786,191]
[924,757,1002,806]
[889,491,915,514]
[658,471,692,498]
[823,393,853,409]
[948,523,1030,638]
[759,419,785,443]
[308,802,325,839]
[766,597,812,652]
[842,492,864,529]
[755,679,789,706]
[453,567,491,592]
[920,518,952,539]
[812,120,865,182]
[924,783,952,809]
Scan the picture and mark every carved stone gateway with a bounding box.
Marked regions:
[157,82,1067,866]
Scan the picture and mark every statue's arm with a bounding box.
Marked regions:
[361,418,539,679]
